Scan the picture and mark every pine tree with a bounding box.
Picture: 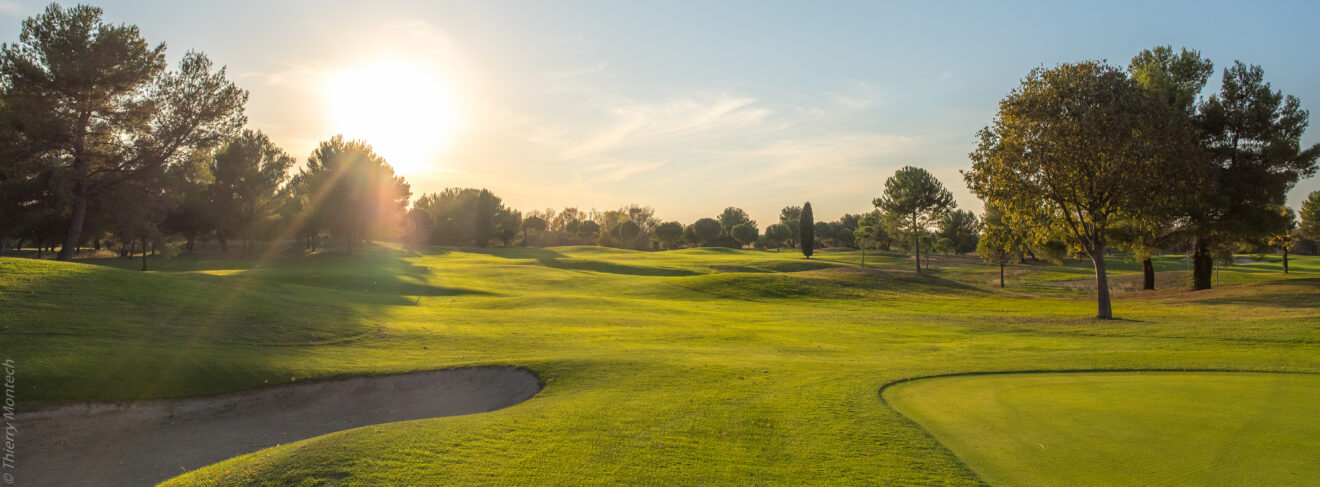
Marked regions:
[800,202,814,259]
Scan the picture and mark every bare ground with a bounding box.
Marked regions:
[15,366,542,487]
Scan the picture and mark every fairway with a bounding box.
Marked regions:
[4,248,1319,485]
[884,372,1320,486]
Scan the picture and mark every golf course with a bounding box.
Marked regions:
[4,246,1317,485]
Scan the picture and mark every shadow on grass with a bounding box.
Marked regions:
[1,255,407,403]
[533,257,699,277]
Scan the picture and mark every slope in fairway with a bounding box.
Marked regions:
[884,372,1320,486]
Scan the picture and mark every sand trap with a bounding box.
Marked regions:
[16,366,542,487]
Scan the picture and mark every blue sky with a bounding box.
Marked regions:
[1,1,1317,224]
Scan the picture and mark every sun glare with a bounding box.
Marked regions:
[325,61,459,174]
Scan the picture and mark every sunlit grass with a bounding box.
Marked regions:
[2,247,1317,485]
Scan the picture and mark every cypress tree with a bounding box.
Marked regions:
[800,202,815,259]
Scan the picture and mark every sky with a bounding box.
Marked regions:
[1,0,1318,225]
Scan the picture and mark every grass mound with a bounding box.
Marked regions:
[884,372,1320,486]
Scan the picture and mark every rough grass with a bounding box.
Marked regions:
[1,247,1317,485]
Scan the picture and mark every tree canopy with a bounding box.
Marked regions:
[0,4,248,260]
[876,166,954,273]
[965,61,1200,319]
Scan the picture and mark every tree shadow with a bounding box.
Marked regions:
[533,256,699,277]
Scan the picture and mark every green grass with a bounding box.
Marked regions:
[2,246,1318,485]
[884,372,1320,486]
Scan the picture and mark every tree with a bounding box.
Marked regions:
[779,205,802,247]
[680,224,698,247]
[839,213,861,231]
[813,221,835,246]
[692,218,722,246]
[854,210,889,251]
[1109,218,1164,290]
[577,220,601,244]
[731,223,758,248]
[473,189,497,247]
[1129,46,1214,115]
[522,215,547,246]
[1186,62,1320,289]
[835,227,855,248]
[876,166,954,274]
[613,220,640,248]
[978,224,1019,288]
[965,61,1199,319]
[159,149,214,253]
[1124,46,1215,289]
[0,5,247,260]
[653,221,683,250]
[800,202,814,259]
[210,130,293,255]
[764,223,791,250]
[718,207,754,234]
[937,209,980,254]
[1266,207,1297,273]
[934,237,955,256]
[299,136,410,254]
[1301,191,1320,250]
[492,208,521,246]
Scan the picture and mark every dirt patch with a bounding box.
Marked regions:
[16,366,541,487]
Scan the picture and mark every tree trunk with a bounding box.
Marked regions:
[36,237,43,259]
[140,237,148,271]
[1142,258,1155,290]
[1282,247,1289,274]
[56,193,89,261]
[218,234,230,254]
[1091,254,1113,319]
[999,262,1005,288]
[913,233,921,274]
[1192,238,1213,290]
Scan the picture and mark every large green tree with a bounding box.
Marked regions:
[1124,46,1214,290]
[652,221,683,250]
[210,130,293,255]
[763,223,791,250]
[691,217,722,247]
[299,136,410,254]
[731,223,758,248]
[0,4,247,260]
[937,209,980,255]
[965,61,1199,319]
[779,205,801,247]
[876,166,954,274]
[1185,62,1319,289]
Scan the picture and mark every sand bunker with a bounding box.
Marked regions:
[16,366,542,487]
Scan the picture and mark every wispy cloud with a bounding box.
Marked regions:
[513,93,773,164]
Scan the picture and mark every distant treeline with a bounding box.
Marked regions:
[2,4,1319,301]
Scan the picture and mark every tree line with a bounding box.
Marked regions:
[2,6,1317,322]
[0,5,413,268]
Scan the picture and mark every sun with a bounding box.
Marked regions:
[324,61,459,174]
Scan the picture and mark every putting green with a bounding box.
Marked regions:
[883,372,1320,486]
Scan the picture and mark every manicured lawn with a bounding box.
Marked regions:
[2,247,1317,485]
[884,372,1320,486]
